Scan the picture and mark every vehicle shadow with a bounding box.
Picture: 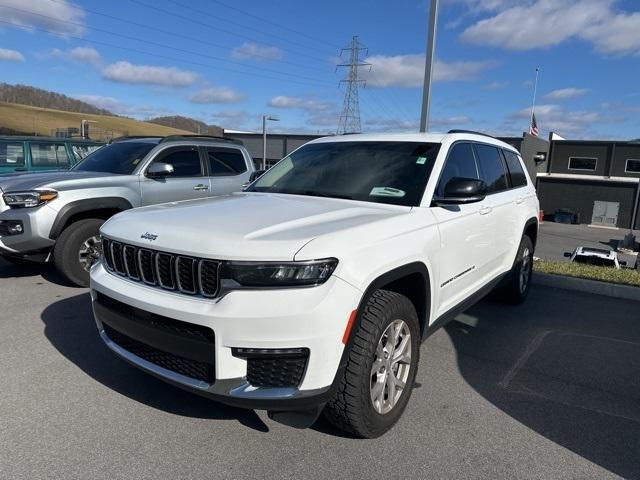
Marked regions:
[445,288,640,479]
[40,292,270,433]
[0,258,77,287]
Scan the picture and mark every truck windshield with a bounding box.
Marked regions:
[73,142,155,175]
[247,141,441,207]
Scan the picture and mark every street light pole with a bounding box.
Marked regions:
[262,115,279,170]
[419,0,439,133]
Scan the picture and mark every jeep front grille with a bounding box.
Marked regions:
[102,238,220,298]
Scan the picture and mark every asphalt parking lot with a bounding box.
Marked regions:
[1,259,639,479]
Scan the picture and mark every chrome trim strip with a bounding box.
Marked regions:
[155,253,176,290]
[198,259,220,298]
[123,245,140,280]
[137,248,157,285]
[176,256,197,294]
[228,382,298,399]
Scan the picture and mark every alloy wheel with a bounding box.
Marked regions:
[519,247,532,294]
[370,319,412,415]
[78,235,102,272]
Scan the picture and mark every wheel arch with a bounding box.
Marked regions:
[523,217,539,250]
[50,197,133,239]
[355,262,432,339]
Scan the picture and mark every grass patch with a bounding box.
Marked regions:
[534,260,640,287]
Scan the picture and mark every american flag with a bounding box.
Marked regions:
[530,112,539,136]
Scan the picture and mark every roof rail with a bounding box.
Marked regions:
[159,134,242,145]
[109,135,162,143]
[447,129,497,140]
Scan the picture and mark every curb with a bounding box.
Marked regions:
[532,272,640,302]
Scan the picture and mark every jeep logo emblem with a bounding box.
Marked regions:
[140,232,158,241]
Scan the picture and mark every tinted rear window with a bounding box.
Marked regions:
[474,144,508,193]
[503,150,527,187]
[0,141,25,167]
[73,142,155,175]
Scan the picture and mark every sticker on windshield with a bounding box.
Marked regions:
[370,187,406,198]
[416,156,427,164]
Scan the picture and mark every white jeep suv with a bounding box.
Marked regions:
[90,131,539,438]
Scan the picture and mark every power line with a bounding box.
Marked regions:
[205,0,342,50]
[0,18,338,89]
[0,4,336,87]
[337,36,370,134]
[42,0,331,73]
[126,0,331,65]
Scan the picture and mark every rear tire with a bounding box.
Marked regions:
[496,235,534,305]
[323,289,420,438]
[53,218,104,287]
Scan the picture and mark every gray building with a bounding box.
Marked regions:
[224,132,325,169]
[536,139,640,229]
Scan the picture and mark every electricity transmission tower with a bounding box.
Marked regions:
[337,36,370,134]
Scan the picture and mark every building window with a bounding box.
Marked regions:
[625,159,640,173]
[568,156,597,171]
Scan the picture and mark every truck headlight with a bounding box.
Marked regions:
[223,258,338,287]
[3,190,58,208]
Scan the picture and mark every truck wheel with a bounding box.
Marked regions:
[496,235,534,305]
[53,218,104,287]
[323,289,420,438]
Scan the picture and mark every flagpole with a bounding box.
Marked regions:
[529,66,539,133]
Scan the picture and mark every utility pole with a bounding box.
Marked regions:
[262,114,279,170]
[420,0,439,132]
[337,36,370,134]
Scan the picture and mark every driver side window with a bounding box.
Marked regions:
[151,147,203,177]
[436,143,479,196]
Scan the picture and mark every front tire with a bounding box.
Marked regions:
[323,289,420,438]
[53,218,104,287]
[496,235,534,305]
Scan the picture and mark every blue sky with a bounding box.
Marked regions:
[0,0,639,138]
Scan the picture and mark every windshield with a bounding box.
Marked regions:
[247,141,441,206]
[72,142,156,175]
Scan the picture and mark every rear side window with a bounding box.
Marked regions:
[30,142,69,167]
[503,150,528,187]
[437,143,478,196]
[153,147,202,177]
[0,141,25,166]
[474,144,508,193]
[206,147,247,176]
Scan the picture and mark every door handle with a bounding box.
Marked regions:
[193,184,209,191]
[516,196,524,205]
[479,206,492,215]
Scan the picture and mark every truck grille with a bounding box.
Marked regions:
[102,238,220,298]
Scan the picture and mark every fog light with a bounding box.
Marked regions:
[0,220,24,236]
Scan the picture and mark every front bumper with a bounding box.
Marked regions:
[90,262,362,410]
[0,203,57,260]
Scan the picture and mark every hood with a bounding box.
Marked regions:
[101,192,411,261]
[0,171,114,193]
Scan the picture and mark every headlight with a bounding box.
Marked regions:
[222,258,338,287]
[3,190,58,208]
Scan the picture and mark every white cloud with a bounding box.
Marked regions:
[460,0,640,55]
[544,87,589,100]
[189,87,245,104]
[484,81,509,90]
[267,95,333,112]
[50,46,100,65]
[0,48,24,62]
[0,0,85,36]
[509,103,612,136]
[102,61,198,87]
[231,42,283,62]
[307,114,338,127]
[431,115,472,127]
[69,46,100,65]
[363,54,495,87]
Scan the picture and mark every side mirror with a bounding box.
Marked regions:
[147,162,174,178]
[434,177,487,205]
[563,252,572,258]
[249,169,266,182]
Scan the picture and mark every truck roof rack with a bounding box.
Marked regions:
[109,135,163,143]
[159,135,242,145]
[447,129,497,140]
